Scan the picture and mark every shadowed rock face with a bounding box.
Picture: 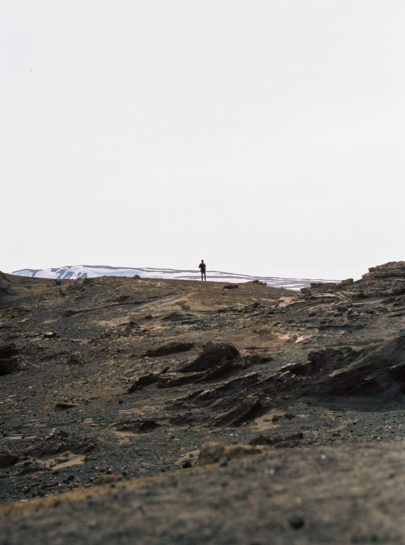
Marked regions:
[1,262,405,544]
[263,336,405,399]
[0,343,19,375]
[178,342,240,373]
[326,336,405,396]
[0,272,14,299]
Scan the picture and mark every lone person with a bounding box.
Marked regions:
[199,259,207,281]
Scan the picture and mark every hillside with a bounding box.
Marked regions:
[0,262,405,544]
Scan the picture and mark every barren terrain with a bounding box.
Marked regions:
[1,262,405,544]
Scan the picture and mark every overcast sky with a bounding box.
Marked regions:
[2,0,404,279]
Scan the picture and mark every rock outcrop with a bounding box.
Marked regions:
[263,336,405,400]
[0,271,14,300]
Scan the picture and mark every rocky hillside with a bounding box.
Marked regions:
[0,262,404,544]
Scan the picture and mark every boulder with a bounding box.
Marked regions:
[179,342,239,373]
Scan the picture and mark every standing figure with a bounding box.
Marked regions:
[199,259,207,281]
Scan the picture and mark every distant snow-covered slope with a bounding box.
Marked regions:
[12,265,338,290]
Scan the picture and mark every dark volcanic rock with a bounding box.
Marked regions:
[250,432,304,448]
[26,429,96,457]
[27,429,71,456]
[55,401,78,410]
[209,395,262,427]
[193,373,261,400]
[0,343,19,375]
[143,342,194,357]
[289,515,305,530]
[264,336,405,400]
[127,373,161,393]
[66,353,85,366]
[179,342,240,373]
[305,347,358,375]
[163,312,199,324]
[326,336,405,396]
[112,418,160,433]
[248,279,267,286]
[0,452,19,468]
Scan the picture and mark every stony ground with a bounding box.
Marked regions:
[0,262,404,544]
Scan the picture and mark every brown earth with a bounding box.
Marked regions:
[0,263,404,544]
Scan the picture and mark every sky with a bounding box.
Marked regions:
[1,0,404,280]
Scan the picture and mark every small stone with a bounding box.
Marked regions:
[289,515,304,529]
[0,452,19,468]
[43,331,57,338]
[67,354,84,366]
[55,402,77,410]
[219,456,229,467]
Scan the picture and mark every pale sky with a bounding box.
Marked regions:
[2,0,404,279]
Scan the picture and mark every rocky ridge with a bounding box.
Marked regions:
[12,264,337,290]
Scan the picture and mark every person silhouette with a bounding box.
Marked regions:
[199,259,206,281]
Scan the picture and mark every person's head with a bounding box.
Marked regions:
[201,259,204,263]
